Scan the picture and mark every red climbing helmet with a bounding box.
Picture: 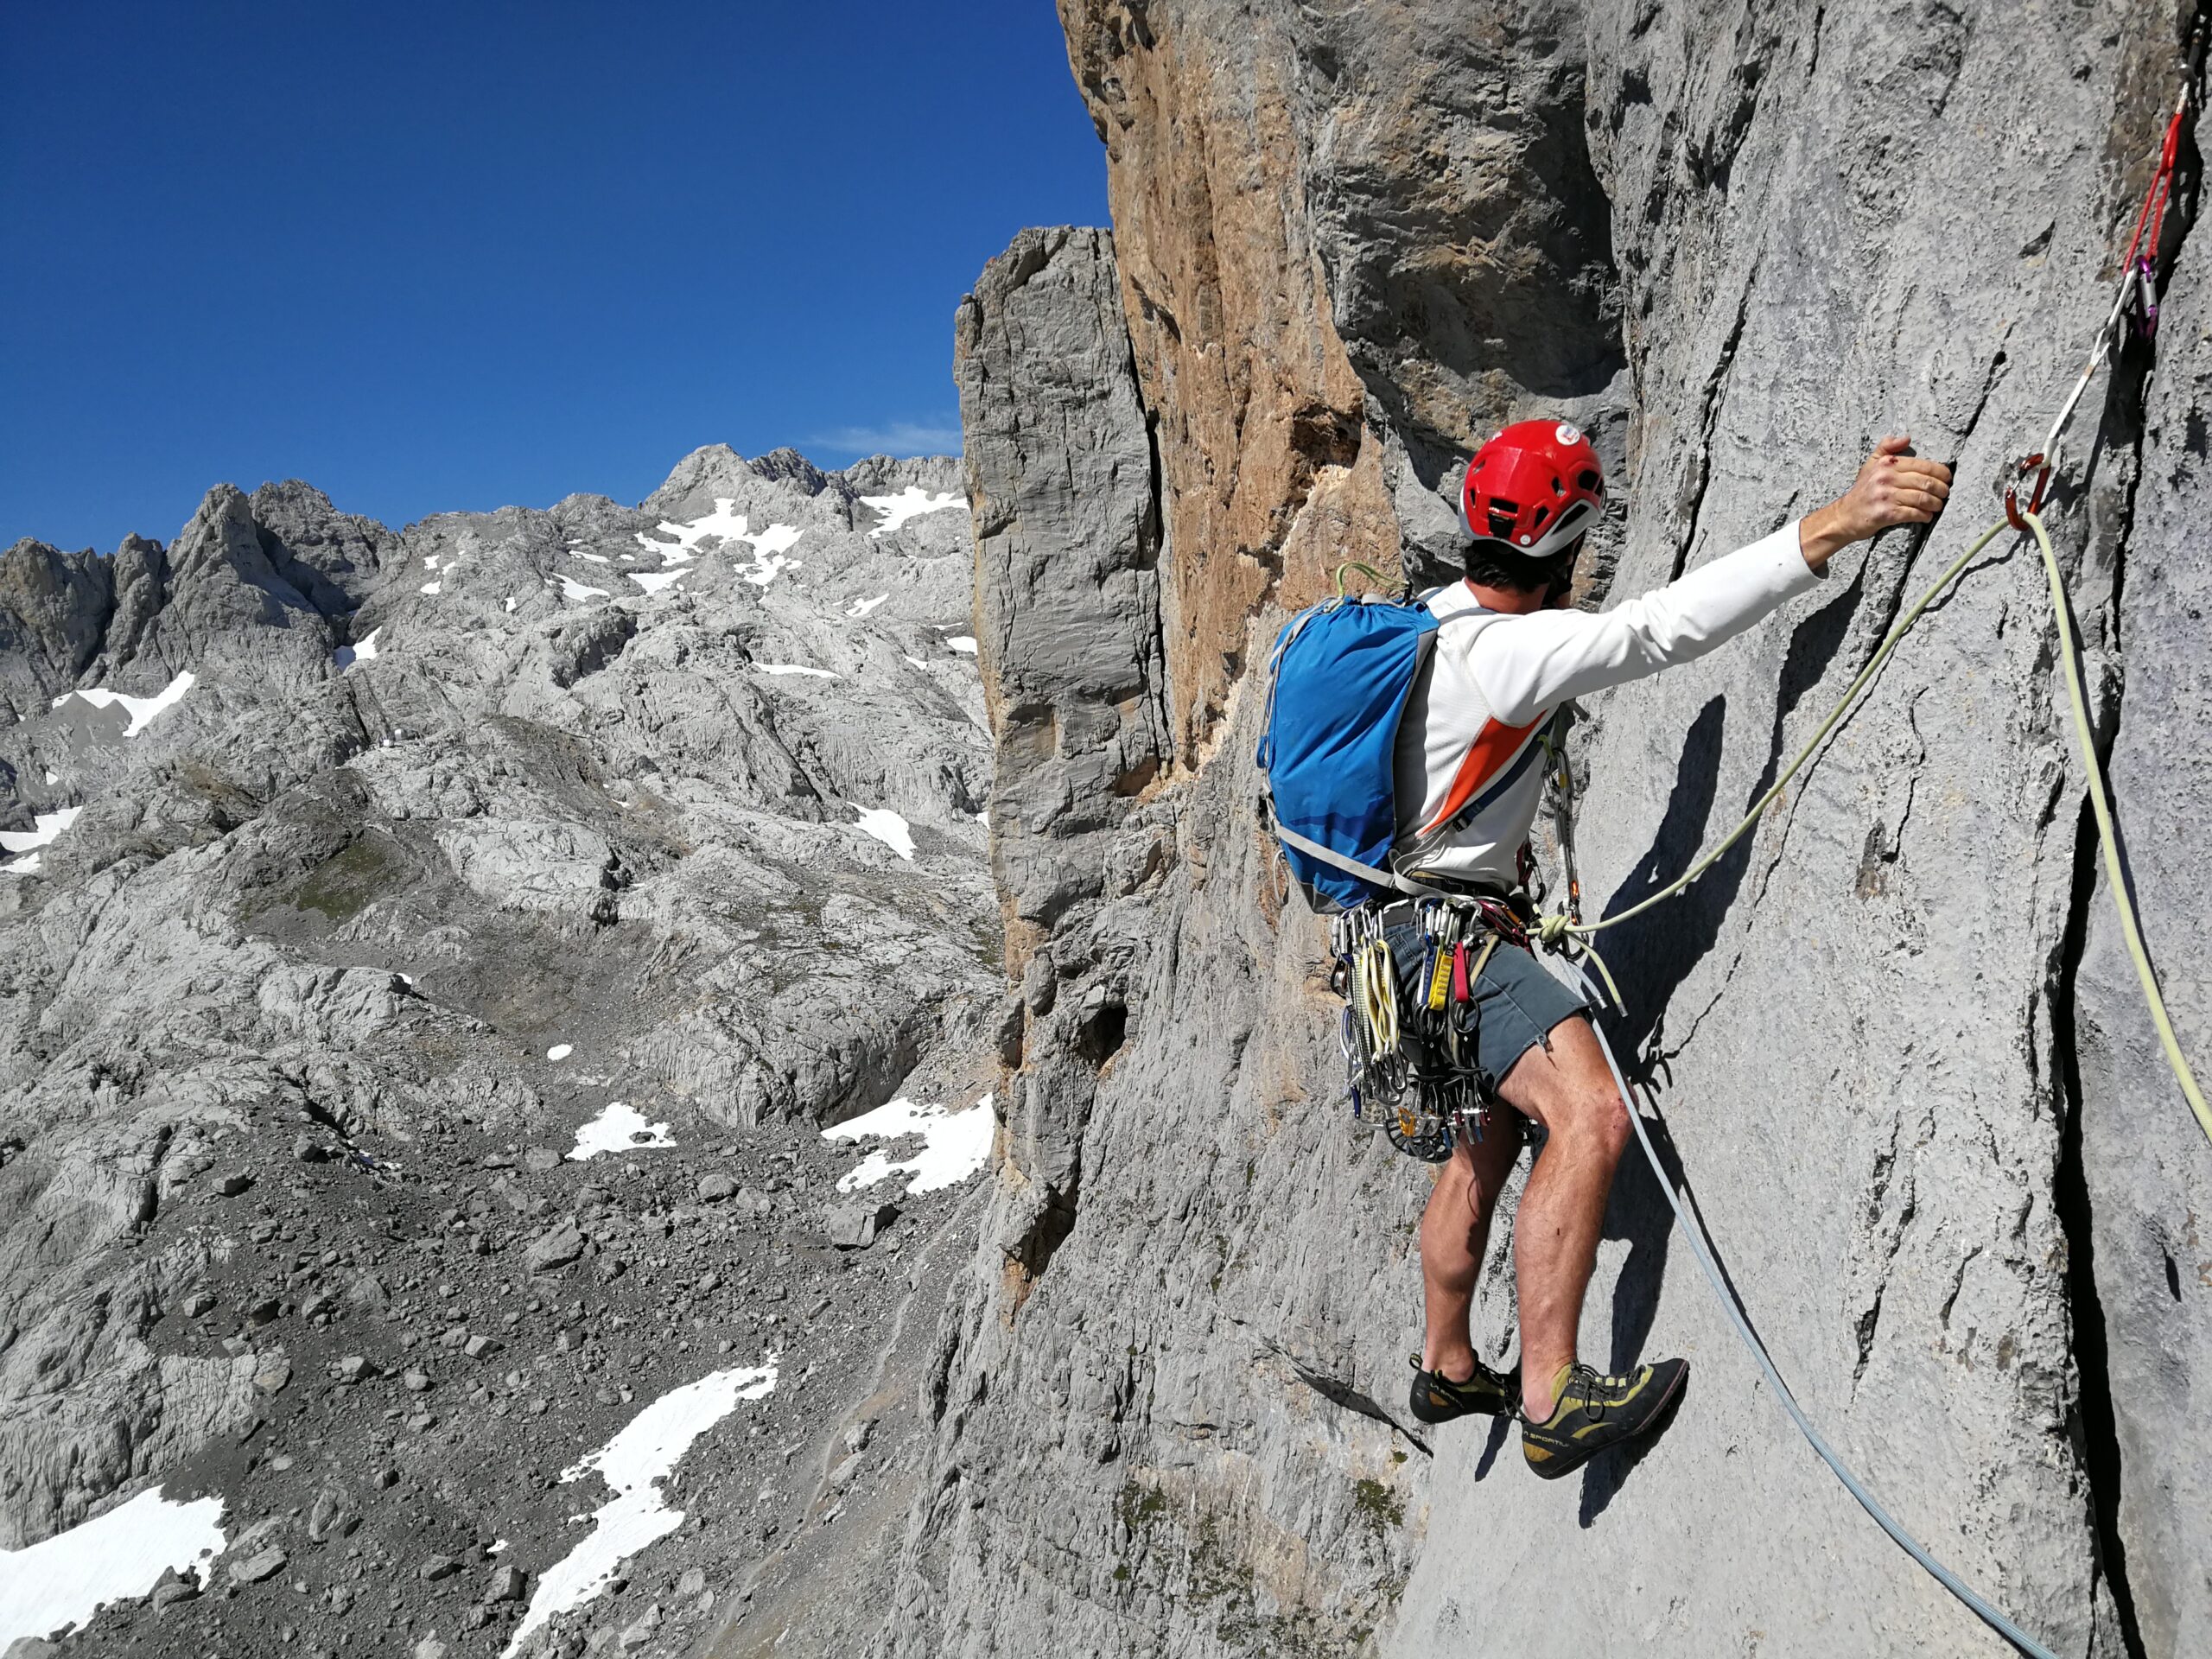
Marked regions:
[1462,419,1605,560]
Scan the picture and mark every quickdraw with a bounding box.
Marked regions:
[2005,12,2205,531]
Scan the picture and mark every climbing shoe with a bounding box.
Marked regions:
[1407,1354,1521,1425]
[1519,1357,1689,1479]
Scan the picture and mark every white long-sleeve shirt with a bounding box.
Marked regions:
[1391,521,1823,887]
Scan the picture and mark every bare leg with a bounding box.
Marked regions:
[1418,1122,1523,1380]
[1497,1014,1631,1421]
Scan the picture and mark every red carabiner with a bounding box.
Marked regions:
[2005,452,2050,532]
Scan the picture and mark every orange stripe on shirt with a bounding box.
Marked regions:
[1418,713,1544,837]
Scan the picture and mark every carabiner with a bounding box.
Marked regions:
[2005,451,2050,533]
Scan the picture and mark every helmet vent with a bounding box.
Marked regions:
[1485,505,1519,540]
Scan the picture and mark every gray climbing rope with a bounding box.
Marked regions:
[1562,957,2059,1659]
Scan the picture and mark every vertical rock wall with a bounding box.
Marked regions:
[2075,200,2212,1656]
[890,3,2211,1656]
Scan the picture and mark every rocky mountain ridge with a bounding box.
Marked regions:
[0,447,1005,1659]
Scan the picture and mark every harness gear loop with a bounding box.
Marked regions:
[1328,893,1528,1161]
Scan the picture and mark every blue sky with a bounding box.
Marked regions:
[1,2,1108,551]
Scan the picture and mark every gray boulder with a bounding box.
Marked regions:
[228,1545,287,1586]
[825,1198,899,1250]
[524,1223,588,1273]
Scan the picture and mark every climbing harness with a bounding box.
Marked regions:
[1331,895,1519,1162]
[1494,35,2209,1657]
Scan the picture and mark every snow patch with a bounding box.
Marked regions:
[845,593,889,620]
[423,555,440,570]
[756,663,838,679]
[502,1361,777,1657]
[824,1094,995,1195]
[41,771,57,785]
[52,671,195,738]
[0,807,83,852]
[546,1044,573,1062]
[852,807,915,861]
[550,575,609,601]
[945,635,978,655]
[568,1102,674,1161]
[0,1484,226,1645]
[3,807,83,874]
[333,627,381,671]
[734,525,803,587]
[626,569,689,595]
[420,581,442,595]
[860,486,966,538]
[634,499,804,586]
[574,551,610,565]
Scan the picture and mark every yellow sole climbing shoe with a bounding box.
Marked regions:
[1407,1353,1521,1425]
[1520,1357,1689,1479]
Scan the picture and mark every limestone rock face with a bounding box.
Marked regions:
[885,4,2210,1656]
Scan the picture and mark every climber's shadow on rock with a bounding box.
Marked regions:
[1570,575,1862,1523]
[1599,563,1864,1058]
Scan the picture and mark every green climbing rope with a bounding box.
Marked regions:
[2023,507,2212,1146]
[1537,517,2008,953]
[1332,559,1395,600]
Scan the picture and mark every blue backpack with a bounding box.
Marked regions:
[1256,579,1440,912]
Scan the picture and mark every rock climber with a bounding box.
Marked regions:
[1400,422,1951,1478]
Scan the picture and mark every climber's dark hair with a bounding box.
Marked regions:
[1464,536,1581,599]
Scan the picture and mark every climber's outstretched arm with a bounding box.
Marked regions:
[1458,437,1953,727]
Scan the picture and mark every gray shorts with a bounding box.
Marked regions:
[1383,918,1591,1096]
